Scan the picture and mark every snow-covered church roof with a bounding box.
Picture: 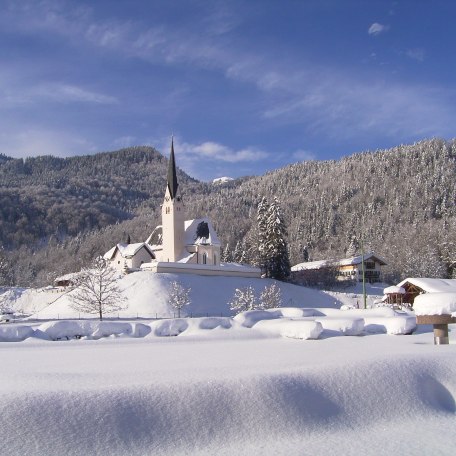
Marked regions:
[184,218,221,246]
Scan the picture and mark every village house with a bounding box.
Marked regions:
[291,252,387,285]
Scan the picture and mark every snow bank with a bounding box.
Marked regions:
[254,319,323,339]
[364,316,417,335]
[0,325,34,342]
[2,333,456,456]
[37,321,150,340]
[414,292,456,316]
[315,317,364,335]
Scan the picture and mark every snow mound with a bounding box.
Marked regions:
[414,292,456,316]
[364,316,417,335]
[316,317,364,336]
[37,321,150,340]
[149,317,236,337]
[0,325,34,342]
[254,319,323,339]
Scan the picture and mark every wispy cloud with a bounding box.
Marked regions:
[406,48,425,62]
[37,83,118,104]
[368,23,389,36]
[0,128,98,158]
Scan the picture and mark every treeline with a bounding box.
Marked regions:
[1,138,455,287]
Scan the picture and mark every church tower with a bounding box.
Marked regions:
[161,138,185,262]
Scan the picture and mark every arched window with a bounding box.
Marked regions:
[203,252,207,264]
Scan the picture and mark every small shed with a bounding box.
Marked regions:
[396,278,456,306]
[383,285,406,306]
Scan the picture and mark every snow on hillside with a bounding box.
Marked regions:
[212,176,234,184]
[1,326,455,455]
[3,271,350,319]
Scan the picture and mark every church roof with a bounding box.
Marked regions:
[167,137,178,199]
[184,218,221,246]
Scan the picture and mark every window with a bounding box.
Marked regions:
[203,253,207,264]
[365,261,375,270]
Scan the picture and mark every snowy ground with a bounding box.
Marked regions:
[2,273,455,455]
[1,323,455,456]
[1,270,385,319]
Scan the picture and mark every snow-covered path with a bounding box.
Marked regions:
[1,330,455,455]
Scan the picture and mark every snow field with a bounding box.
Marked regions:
[1,334,455,455]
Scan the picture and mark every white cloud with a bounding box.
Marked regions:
[37,84,118,104]
[368,23,389,36]
[406,48,425,62]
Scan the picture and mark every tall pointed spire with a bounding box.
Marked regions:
[167,136,178,199]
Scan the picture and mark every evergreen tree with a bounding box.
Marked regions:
[345,235,359,257]
[257,196,269,272]
[221,244,233,262]
[233,241,243,263]
[263,198,291,280]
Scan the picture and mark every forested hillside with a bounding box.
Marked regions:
[0,147,203,247]
[1,138,455,286]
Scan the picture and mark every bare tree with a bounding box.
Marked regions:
[168,280,191,318]
[259,283,282,309]
[70,257,127,320]
[229,286,257,315]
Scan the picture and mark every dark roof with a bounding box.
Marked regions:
[167,137,178,199]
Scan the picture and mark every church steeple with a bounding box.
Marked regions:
[161,137,185,262]
[167,136,178,199]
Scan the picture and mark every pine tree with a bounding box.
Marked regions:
[257,196,269,273]
[229,286,257,314]
[0,246,11,286]
[263,198,291,280]
[345,235,359,257]
[221,244,233,263]
[233,241,243,263]
[259,283,282,309]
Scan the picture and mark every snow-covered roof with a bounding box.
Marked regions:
[184,218,221,246]
[414,292,456,316]
[104,243,155,260]
[292,252,387,272]
[396,278,456,294]
[54,272,84,284]
[291,260,333,271]
[338,253,387,267]
[384,286,406,294]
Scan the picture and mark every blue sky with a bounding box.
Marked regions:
[1,0,455,181]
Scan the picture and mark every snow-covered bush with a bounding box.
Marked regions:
[168,281,191,318]
[259,283,282,309]
[229,286,257,314]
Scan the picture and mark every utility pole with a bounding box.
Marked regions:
[361,239,367,309]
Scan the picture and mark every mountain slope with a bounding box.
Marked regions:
[0,147,204,247]
[1,138,456,286]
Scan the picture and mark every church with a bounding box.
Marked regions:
[104,139,261,278]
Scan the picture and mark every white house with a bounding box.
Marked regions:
[104,242,156,272]
[291,252,387,284]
